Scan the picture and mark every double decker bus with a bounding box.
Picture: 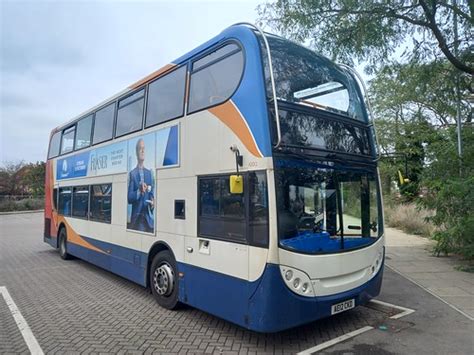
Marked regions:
[44,23,384,332]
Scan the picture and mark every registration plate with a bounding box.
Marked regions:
[331,299,355,315]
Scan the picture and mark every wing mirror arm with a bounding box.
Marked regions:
[230,145,243,174]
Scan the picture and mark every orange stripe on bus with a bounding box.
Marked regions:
[129,64,176,89]
[57,215,105,254]
[209,101,262,158]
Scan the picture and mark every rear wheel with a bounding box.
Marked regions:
[150,251,180,310]
[58,227,72,260]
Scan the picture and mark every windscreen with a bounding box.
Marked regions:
[275,158,382,254]
[257,33,367,122]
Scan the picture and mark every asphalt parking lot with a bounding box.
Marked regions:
[1,212,472,354]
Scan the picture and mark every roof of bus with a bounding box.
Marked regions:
[50,24,259,135]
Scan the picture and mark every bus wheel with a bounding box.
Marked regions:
[150,251,179,310]
[58,227,72,260]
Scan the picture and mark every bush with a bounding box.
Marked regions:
[0,197,44,212]
[384,201,435,238]
[423,177,474,259]
[420,126,474,261]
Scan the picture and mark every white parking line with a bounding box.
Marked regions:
[297,299,416,354]
[369,299,415,319]
[297,326,374,354]
[0,286,44,355]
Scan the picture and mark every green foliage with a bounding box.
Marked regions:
[0,198,44,212]
[258,0,473,74]
[369,61,471,127]
[369,59,471,202]
[420,127,474,260]
[0,161,45,198]
[21,162,46,197]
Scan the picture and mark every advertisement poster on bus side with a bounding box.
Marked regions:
[88,141,127,176]
[126,133,156,234]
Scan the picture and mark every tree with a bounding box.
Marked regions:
[420,126,474,259]
[0,161,45,197]
[22,162,46,197]
[258,1,473,75]
[0,162,27,196]
[368,59,470,198]
[369,60,472,126]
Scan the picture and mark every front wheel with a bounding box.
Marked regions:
[58,227,72,260]
[150,251,180,310]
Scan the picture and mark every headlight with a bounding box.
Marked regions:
[280,266,315,297]
[293,278,300,288]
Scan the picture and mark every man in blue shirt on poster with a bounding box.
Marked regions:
[128,138,154,232]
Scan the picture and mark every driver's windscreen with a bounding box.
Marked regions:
[275,159,380,254]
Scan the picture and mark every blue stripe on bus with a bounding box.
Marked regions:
[44,235,58,248]
[61,235,383,332]
[230,27,272,157]
[172,25,272,157]
[69,236,147,286]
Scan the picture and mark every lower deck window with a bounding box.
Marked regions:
[72,186,89,218]
[198,171,269,247]
[57,183,111,224]
[90,184,112,223]
[58,187,72,216]
[199,176,246,242]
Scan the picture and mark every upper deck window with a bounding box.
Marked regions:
[278,108,371,156]
[60,126,75,155]
[93,103,115,145]
[146,66,186,128]
[188,43,244,113]
[257,34,367,122]
[115,89,145,137]
[75,114,93,150]
[193,43,240,71]
[48,131,61,159]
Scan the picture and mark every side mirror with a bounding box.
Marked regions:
[229,175,243,194]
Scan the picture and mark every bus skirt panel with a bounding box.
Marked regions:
[66,237,147,287]
[246,262,384,332]
[178,260,383,333]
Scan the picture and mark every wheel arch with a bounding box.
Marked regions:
[146,241,177,289]
[57,222,67,247]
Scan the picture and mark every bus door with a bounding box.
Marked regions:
[183,172,269,324]
[183,174,250,321]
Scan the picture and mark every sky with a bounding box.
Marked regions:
[0,0,264,164]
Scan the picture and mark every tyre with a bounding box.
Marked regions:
[58,227,72,260]
[150,250,180,310]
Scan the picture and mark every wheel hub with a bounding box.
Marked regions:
[153,263,174,296]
